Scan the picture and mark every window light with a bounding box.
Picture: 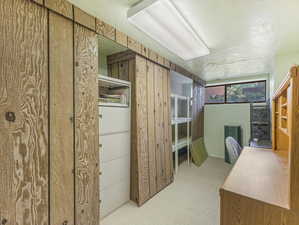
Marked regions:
[127,0,210,61]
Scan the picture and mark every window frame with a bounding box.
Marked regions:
[205,80,267,105]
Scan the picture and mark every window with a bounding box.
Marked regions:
[205,80,266,104]
[205,85,225,104]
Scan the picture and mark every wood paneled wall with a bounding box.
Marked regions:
[0,0,48,224]
[131,55,173,206]
[49,12,74,225]
[74,24,99,225]
[0,0,100,225]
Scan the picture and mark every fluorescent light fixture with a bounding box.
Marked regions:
[127,0,210,61]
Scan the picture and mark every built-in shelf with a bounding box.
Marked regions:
[172,137,192,152]
[171,117,192,125]
[279,127,288,136]
[281,103,288,108]
[281,116,288,120]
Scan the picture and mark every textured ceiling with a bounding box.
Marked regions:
[68,0,299,81]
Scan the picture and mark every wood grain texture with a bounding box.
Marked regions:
[0,0,48,224]
[32,0,43,5]
[49,12,74,225]
[74,24,99,225]
[135,55,150,205]
[74,7,96,31]
[221,147,289,209]
[140,45,148,57]
[128,37,141,54]
[148,49,158,62]
[119,61,129,81]
[162,68,173,185]
[154,64,166,191]
[45,0,73,19]
[96,19,115,40]
[163,58,170,69]
[116,30,127,47]
[146,60,157,197]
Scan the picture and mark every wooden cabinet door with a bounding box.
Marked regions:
[74,24,100,225]
[0,0,48,224]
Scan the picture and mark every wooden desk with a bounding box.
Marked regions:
[221,147,289,209]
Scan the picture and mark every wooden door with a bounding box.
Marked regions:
[154,64,166,191]
[49,12,74,225]
[146,60,157,197]
[162,68,173,185]
[134,55,150,205]
[0,0,49,224]
[74,24,100,225]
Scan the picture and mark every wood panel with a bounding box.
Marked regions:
[0,0,48,224]
[140,45,148,57]
[135,55,150,205]
[74,7,96,31]
[146,60,157,197]
[96,19,116,41]
[49,12,74,225]
[154,64,166,191]
[148,49,158,62]
[119,61,129,81]
[162,68,173,185]
[128,37,141,54]
[32,0,43,5]
[116,30,128,47]
[74,24,99,225]
[45,0,73,19]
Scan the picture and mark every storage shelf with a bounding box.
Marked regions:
[171,117,192,125]
[281,103,288,108]
[172,137,192,152]
[281,116,288,120]
[279,127,289,136]
[171,94,189,100]
[99,102,129,107]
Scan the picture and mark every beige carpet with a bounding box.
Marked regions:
[101,157,232,225]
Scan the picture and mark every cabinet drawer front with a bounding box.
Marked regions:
[99,107,130,135]
[100,132,130,163]
[100,180,130,218]
[100,155,130,190]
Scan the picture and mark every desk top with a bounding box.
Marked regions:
[221,147,289,209]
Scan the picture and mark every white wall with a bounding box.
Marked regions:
[270,52,299,97]
[204,104,251,158]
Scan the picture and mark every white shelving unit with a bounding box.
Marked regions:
[171,94,192,173]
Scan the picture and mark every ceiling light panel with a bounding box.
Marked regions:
[128,0,210,61]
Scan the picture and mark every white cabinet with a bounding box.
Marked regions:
[99,76,131,219]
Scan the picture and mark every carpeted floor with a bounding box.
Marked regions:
[101,157,232,225]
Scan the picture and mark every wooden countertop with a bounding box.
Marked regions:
[221,147,290,209]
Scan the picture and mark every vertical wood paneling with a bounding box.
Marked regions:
[154,64,165,191]
[128,37,141,54]
[96,19,116,41]
[0,0,48,224]
[119,61,129,81]
[135,55,150,205]
[74,24,99,225]
[115,30,127,47]
[162,68,173,185]
[74,7,96,31]
[146,60,157,197]
[49,12,74,225]
[45,0,73,19]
